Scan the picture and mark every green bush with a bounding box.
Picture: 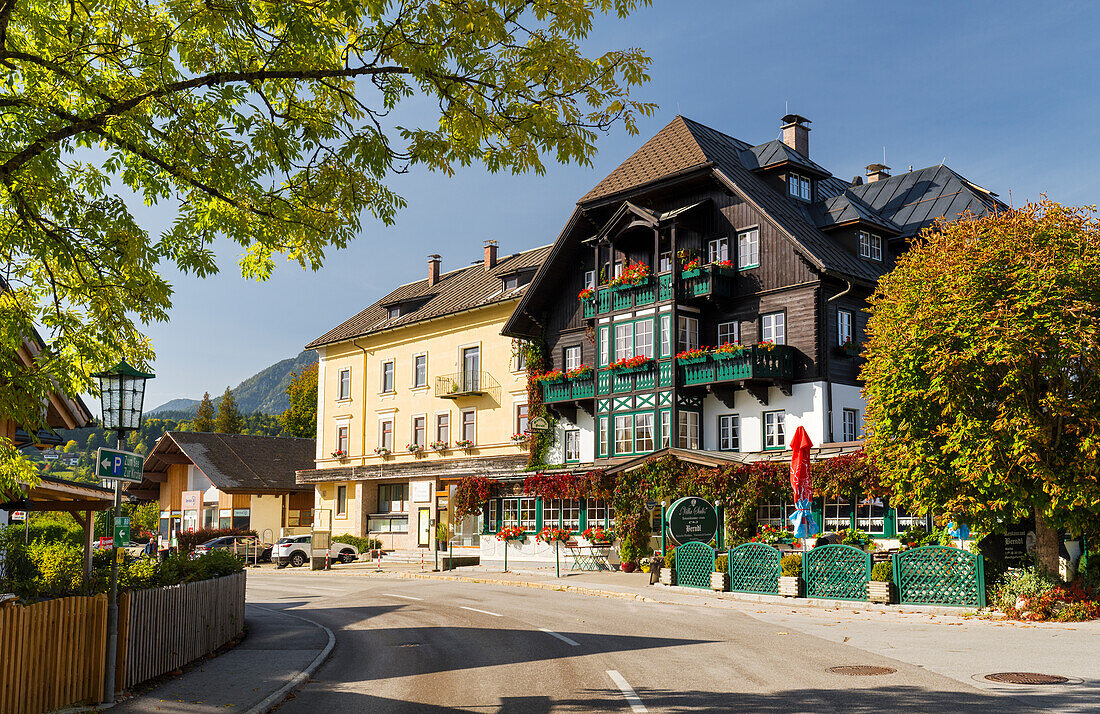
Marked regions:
[715,554,728,572]
[781,554,802,578]
[177,528,257,555]
[333,534,382,552]
[28,541,85,598]
[664,547,675,570]
[993,566,1059,612]
[871,561,893,582]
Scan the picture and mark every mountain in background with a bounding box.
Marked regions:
[148,350,318,416]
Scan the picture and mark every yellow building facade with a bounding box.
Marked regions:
[298,244,549,551]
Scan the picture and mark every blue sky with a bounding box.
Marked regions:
[138,1,1100,409]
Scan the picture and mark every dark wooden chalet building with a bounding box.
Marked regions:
[504,114,1005,484]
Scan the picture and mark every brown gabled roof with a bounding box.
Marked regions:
[579,116,714,203]
[136,431,314,494]
[305,244,552,349]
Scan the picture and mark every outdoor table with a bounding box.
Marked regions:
[565,542,613,571]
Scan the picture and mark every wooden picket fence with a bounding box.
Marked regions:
[0,572,246,713]
[0,594,107,714]
[117,571,246,690]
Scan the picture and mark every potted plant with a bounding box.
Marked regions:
[436,523,450,551]
[373,447,391,457]
[712,553,729,591]
[659,548,676,586]
[675,346,710,364]
[330,449,346,459]
[429,440,448,454]
[868,561,895,603]
[406,443,424,456]
[779,554,803,597]
[455,439,474,451]
[712,258,736,275]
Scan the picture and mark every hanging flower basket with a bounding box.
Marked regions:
[536,527,572,544]
[577,287,595,301]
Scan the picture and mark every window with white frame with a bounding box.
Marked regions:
[614,415,634,455]
[856,498,886,534]
[338,368,351,400]
[762,312,786,345]
[488,499,499,529]
[635,413,654,453]
[678,411,700,449]
[565,430,580,463]
[823,497,853,531]
[516,403,529,435]
[756,502,787,530]
[586,498,609,529]
[460,409,476,443]
[738,228,760,269]
[564,345,582,371]
[660,410,671,448]
[519,497,537,530]
[658,251,672,273]
[788,172,812,201]
[635,319,654,359]
[380,360,395,393]
[598,326,610,367]
[838,309,853,347]
[413,354,427,388]
[660,315,672,357]
[336,485,347,517]
[708,237,729,263]
[584,270,596,289]
[614,322,634,361]
[859,231,883,261]
[678,315,699,351]
[718,414,740,451]
[379,418,394,451]
[502,498,519,527]
[612,260,623,278]
[718,321,739,346]
[412,416,426,448]
[598,417,609,457]
[764,410,785,450]
[513,344,527,372]
[435,413,449,444]
[543,498,559,528]
[895,505,930,533]
[562,499,581,530]
[842,408,859,442]
[336,425,349,454]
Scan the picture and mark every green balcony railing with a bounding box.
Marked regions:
[584,274,675,317]
[677,344,795,386]
[540,376,596,404]
[679,265,735,300]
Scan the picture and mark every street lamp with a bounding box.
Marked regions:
[92,360,154,703]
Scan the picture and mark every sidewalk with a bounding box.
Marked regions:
[106,603,333,714]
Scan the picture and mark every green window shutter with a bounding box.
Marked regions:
[580,499,588,531]
[884,504,897,538]
[535,497,543,533]
[811,499,824,535]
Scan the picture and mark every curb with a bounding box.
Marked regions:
[243,605,336,714]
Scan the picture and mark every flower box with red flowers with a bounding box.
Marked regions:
[582,526,615,544]
[496,526,526,541]
[510,433,529,444]
[455,439,475,450]
[533,369,566,384]
[712,342,745,360]
[373,447,391,457]
[536,527,572,544]
[675,347,710,364]
[330,449,346,459]
[577,287,595,301]
[565,364,592,380]
[608,355,652,374]
[406,443,424,455]
[680,257,701,277]
[607,261,651,290]
[838,338,860,357]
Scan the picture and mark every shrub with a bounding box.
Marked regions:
[781,554,802,578]
[993,566,1058,613]
[176,528,257,555]
[333,534,382,552]
[664,547,675,570]
[28,541,85,598]
[715,554,728,572]
[871,561,893,582]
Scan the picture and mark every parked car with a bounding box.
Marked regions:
[273,535,359,568]
[192,535,272,563]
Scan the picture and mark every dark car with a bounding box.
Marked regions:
[192,535,272,563]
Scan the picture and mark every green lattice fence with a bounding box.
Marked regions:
[675,542,715,590]
[894,546,986,607]
[804,544,871,601]
[727,542,781,594]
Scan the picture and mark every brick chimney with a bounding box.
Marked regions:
[483,240,498,271]
[865,163,891,183]
[428,254,441,286]
[780,114,811,157]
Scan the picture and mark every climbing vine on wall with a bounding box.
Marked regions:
[516,337,556,467]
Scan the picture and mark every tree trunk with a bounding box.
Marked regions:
[1034,508,1061,580]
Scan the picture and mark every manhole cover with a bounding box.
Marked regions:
[827,665,897,676]
[985,672,1069,685]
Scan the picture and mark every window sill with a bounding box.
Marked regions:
[378,391,397,397]
[739,264,759,271]
[335,398,352,404]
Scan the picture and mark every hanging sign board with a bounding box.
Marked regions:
[182,490,202,511]
[10,511,26,521]
[666,496,718,545]
[528,415,551,432]
[95,447,144,482]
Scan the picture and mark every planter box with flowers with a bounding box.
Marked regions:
[712,342,746,360]
[330,449,347,460]
[680,255,702,279]
[577,287,595,302]
[406,443,424,457]
[373,447,391,458]
[711,259,737,277]
[837,339,860,357]
[534,369,567,384]
[510,433,529,447]
[582,526,614,545]
[536,527,572,545]
[454,439,475,451]
[496,526,525,542]
[608,355,652,375]
[675,347,710,365]
[429,441,448,454]
[607,261,651,291]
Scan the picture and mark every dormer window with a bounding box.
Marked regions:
[788,172,812,201]
[500,270,533,293]
[859,231,883,261]
[502,275,519,291]
[387,306,401,320]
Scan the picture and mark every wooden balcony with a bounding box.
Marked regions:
[595,359,674,395]
[679,265,736,301]
[583,274,674,317]
[678,345,794,402]
[540,376,596,404]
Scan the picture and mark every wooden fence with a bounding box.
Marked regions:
[0,572,246,713]
[117,571,246,690]
[0,594,107,714]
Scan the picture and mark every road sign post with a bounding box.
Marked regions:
[95,447,145,483]
[114,517,131,545]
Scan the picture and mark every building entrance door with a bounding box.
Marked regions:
[417,507,431,548]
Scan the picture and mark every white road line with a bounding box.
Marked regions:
[538,628,580,646]
[607,670,647,713]
[384,593,424,601]
[460,606,502,617]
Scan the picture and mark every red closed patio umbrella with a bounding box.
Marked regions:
[788,426,818,544]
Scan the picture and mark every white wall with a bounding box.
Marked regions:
[828,383,867,442]
[702,381,827,450]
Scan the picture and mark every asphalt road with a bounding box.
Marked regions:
[243,571,1082,713]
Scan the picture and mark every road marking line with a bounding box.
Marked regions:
[384,593,423,601]
[539,628,580,646]
[607,670,646,713]
[460,606,502,617]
